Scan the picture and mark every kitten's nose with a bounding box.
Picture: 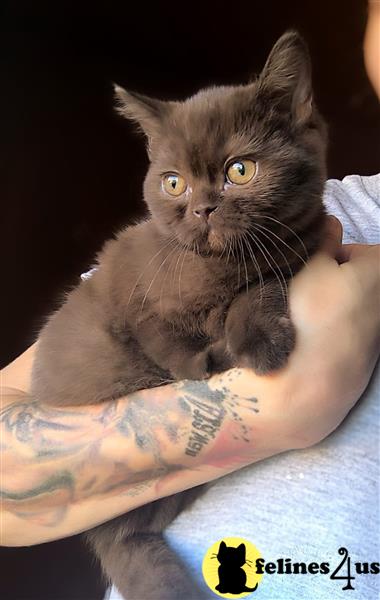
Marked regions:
[193,205,218,221]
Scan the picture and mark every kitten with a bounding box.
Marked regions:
[31,31,327,600]
[215,541,257,594]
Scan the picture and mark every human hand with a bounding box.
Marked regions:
[212,216,380,456]
[274,216,380,448]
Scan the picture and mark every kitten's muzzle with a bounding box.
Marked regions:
[193,204,218,221]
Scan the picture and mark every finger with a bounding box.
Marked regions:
[338,243,364,263]
[338,243,380,263]
[320,215,343,257]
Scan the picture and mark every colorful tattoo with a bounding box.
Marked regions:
[1,370,259,529]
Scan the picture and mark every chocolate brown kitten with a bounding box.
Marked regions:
[31,31,327,600]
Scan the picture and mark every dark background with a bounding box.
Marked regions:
[1,0,378,598]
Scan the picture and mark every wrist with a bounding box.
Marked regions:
[210,367,297,458]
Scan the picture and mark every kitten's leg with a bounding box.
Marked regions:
[31,287,166,406]
[135,318,232,380]
[88,530,209,600]
[225,280,296,374]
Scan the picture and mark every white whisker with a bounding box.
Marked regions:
[242,232,264,304]
[139,243,179,315]
[258,215,309,261]
[126,236,176,309]
[254,221,307,268]
[246,230,288,306]
[238,237,249,294]
[251,224,294,280]
[123,236,177,329]
[234,236,241,289]
[158,246,181,317]
[177,244,189,306]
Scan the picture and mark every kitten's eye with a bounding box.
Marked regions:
[162,174,187,196]
[226,159,257,185]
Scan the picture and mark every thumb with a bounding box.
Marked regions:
[320,215,343,258]
[337,243,380,263]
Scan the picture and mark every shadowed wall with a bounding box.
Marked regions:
[1,0,378,598]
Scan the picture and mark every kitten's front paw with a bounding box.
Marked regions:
[206,340,234,374]
[227,315,296,375]
[173,350,212,380]
[174,342,234,380]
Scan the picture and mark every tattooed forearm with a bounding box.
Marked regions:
[173,379,258,457]
[1,401,93,457]
[1,369,260,541]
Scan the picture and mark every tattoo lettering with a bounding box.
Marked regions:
[174,376,259,458]
[1,370,259,530]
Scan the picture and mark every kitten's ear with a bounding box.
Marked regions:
[257,30,313,125]
[237,543,246,559]
[219,541,227,552]
[113,84,169,143]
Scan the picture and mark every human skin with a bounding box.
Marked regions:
[2,217,380,547]
[364,0,380,98]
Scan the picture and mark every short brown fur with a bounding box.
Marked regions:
[32,32,327,599]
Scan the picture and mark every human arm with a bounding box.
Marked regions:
[2,220,380,547]
[0,348,291,547]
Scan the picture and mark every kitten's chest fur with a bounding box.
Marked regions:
[101,221,253,341]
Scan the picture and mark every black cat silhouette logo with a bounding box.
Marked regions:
[202,537,263,598]
[215,541,258,594]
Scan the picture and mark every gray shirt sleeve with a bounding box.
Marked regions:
[323,174,380,244]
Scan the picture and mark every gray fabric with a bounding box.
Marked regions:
[110,175,380,599]
[324,174,380,244]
